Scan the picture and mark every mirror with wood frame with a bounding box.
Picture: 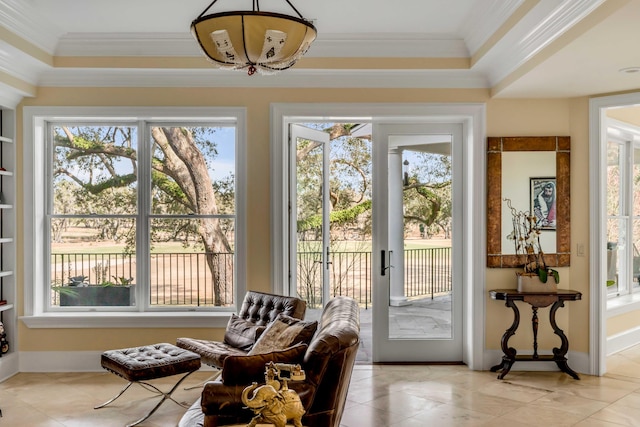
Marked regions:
[487,136,570,268]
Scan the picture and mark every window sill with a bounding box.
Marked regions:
[607,292,640,317]
[20,311,232,329]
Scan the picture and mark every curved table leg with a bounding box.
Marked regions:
[549,300,580,380]
[490,298,520,379]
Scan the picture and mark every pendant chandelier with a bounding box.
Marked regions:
[191,0,317,76]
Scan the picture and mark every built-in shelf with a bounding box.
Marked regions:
[0,107,16,381]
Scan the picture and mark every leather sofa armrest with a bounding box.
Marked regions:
[201,382,246,415]
[221,343,308,385]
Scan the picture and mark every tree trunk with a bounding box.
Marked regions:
[152,127,233,305]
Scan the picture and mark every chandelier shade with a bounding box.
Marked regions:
[191,1,317,75]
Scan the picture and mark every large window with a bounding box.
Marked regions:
[24,107,246,319]
[606,120,640,299]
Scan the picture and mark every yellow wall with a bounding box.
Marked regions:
[484,98,591,353]
[608,311,640,336]
[16,87,594,356]
[607,106,640,125]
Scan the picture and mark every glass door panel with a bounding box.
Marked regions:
[373,123,462,362]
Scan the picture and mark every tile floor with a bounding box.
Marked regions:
[1,344,640,426]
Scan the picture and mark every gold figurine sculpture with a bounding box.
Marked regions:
[241,362,306,427]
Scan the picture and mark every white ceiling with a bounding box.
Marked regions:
[1,0,640,102]
[30,0,481,35]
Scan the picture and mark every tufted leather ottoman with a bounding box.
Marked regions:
[95,343,201,427]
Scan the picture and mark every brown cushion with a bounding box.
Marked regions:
[238,291,307,326]
[176,337,247,368]
[223,313,267,351]
[248,314,318,356]
[100,343,201,382]
[221,343,308,385]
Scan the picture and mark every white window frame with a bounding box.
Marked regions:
[606,120,640,303]
[21,107,246,328]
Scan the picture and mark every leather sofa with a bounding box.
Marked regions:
[179,295,360,427]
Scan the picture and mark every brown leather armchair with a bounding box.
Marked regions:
[177,291,307,370]
[191,296,360,427]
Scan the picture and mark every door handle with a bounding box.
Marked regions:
[381,250,393,276]
[381,250,391,276]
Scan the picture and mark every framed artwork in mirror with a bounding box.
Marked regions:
[530,177,556,231]
[487,136,570,268]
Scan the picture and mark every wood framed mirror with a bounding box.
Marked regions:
[487,136,570,268]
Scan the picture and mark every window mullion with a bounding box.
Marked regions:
[44,121,55,311]
[625,140,634,295]
[631,139,640,295]
[137,120,150,312]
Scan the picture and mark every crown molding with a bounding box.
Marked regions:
[461,0,526,55]
[54,32,470,59]
[309,34,468,58]
[0,0,62,53]
[476,0,606,85]
[0,80,30,108]
[0,42,48,84]
[55,33,201,57]
[37,68,488,89]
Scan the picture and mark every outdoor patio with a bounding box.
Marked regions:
[306,293,452,363]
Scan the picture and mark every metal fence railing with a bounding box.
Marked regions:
[297,247,452,308]
[51,248,451,307]
[51,252,234,306]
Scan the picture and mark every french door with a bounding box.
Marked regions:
[289,124,332,309]
[372,123,462,362]
[289,121,462,362]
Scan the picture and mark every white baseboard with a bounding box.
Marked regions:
[607,326,640,356]
[20,351,104,372]
[484,349,590,376]
[18,351,216,373]
[0,352,19,381]
[15,349,597,375]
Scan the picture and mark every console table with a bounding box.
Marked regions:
[489,289,582,380]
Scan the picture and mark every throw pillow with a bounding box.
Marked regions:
[248,314,318,356]
[221,343,308,385]
[223,313,267,351]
